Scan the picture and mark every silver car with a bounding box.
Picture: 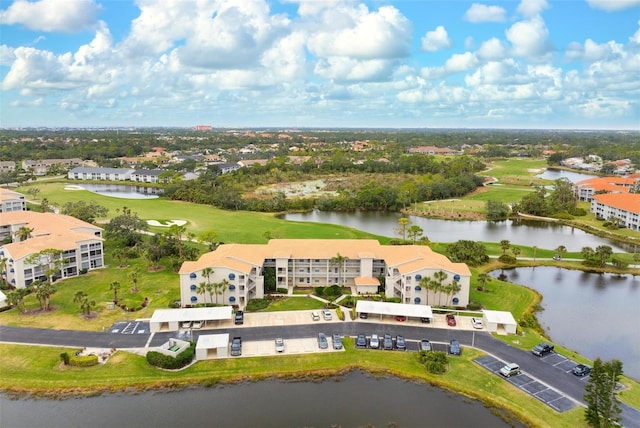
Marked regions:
[369,334,380,349]
[275,338,285,353]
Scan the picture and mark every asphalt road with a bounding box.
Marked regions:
[2,323,639,428]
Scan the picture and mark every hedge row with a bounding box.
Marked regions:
[146,343,195,369]
[69,355,99,367]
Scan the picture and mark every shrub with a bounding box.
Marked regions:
[60,352,70,365]
[69,354,99,367]
[498,254,516,264]
[418,351,448,374]
[79,268,88,275]
[335,307,345,321]
[245,298,270,311]
[146,343,195,369]
[314,286,324,296]
[466,301,482,311]
[276,288,288,294]
[552,212,574,220]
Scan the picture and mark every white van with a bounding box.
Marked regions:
[311,311,320,321]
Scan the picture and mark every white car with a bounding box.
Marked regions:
[499,363,521,378]
[369,334,380,349]
[471,317,483,329]
[322,309,332,320]
[192,320,204,329]
[275,338,285,353]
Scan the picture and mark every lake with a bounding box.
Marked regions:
[69,183,162,199]
[0,371,517,428]
[284,210,631,252]
[535,169,598,183]
[490,267,640,380]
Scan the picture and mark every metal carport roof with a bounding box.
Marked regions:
[150,306,233,323]
[355,300,433,318]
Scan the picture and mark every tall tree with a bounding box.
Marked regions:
[395,217,411,242]
[6,288,28,313]
[330,253,349,287]
[105,207,149,246]
[34,280,55,311]
[485,200,510,221]
[128,267,141,293]
[432,270,448,306]
[407,225,424,244]
[215,279,229,305]
[199,231,220,251]
[110,281,121,302]
[477,273,491,292]
[584,358,623,428]
[25,248,63,284]
[15,226,33,242]
[555,245,567,259]
[500,240,511,256]
[60,200,108,224]
[595,245,613,266]
[196,281,208,305]
[511,246,521,259]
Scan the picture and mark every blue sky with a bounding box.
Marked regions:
[1,0,639,129]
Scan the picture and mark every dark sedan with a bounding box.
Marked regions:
[572,364,591,377]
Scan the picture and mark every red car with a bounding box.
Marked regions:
[396,315,406,322]
[446,314,456,326]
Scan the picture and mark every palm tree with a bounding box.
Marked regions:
[500,240,510,256]
[6,289,27,313]
[330,253,348,287]
[477,273,491,292]
[595,245,613,266]
[128,267,140,293]
[432,270,448,306]
[196,281,208,304]
[511,246,521,260]
[447,280,461,306]
[215,279,229,305]
[112,248,126,268]
[110,281,121,302]
[34,280,55,311]
[74,291,94,316]
[419,276,432,305]
[0,256,7,286]
[555,245,567,260]
[581,246,595,261]
[15,226,33,242]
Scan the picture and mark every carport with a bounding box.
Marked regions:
[149,306,233,332]
[196,333,229,360]
[355,300,432,321]
[482,309,517,335]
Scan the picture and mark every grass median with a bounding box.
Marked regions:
[0,342,585,428]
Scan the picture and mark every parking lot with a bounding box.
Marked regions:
[474,355,579,412]
[232,337,345,357]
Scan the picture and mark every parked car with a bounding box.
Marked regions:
[369,334,380,349]
[356,334,367,348]
[317,333,328,349]
[275,338,285,353]
[231,337,242,356]
[234,310,244,325]
[396,315,406,322]
[332,334,343,350]
[572,364,592,377]
[181,321,192,329]
[471,317,483,329]
[192,320,204,329]
[449,339,461,355]
[553,254,561,260]
[420,317,431,324]
[359,312,368,319]
[383,334,394,350]
[395,335,406,351]
[322,309,332,321]
[499,363,521,378]
[311,311,320,321]
[532,343,554,357]
[446,314,457,326]
[420,339,432,352]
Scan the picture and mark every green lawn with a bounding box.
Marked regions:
[258,297,326,312]
[0,343,587,428]
[17,182,390,244]
[485,158,549,183]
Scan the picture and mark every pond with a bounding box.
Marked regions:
[0,371,518,427]
[283,210,631,252]
[490,267,640,380]
[535,169,598,183]
[65,183,162,199]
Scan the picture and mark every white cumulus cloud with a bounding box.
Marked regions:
[586,0,640,11]
[421,26,452,52]
[517,0,549,17]
[464,3,507,22]
[506,16,552,59]
[0,0,102,32]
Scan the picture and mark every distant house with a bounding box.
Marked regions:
[573,176,638,201]
[22,158,83,175]
[131,169,167,183]
[210,162,241,174]
[408,146,459,155]
[590,193,640,230]
[0,161,16,172]
[68,167,135,181]
[0,188,27,213]
[237,159,269,168]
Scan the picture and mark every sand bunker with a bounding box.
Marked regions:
[147,220,187,227]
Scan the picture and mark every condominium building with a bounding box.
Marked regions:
[0,211,104,288]
[0,188,27,213]
[590,193,640,230]
[179,239,471,309]
[574,176,640,201]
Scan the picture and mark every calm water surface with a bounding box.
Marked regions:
[284,211,630,252]
[0,371,516,428]
[77,183,161,199]
[535,169,598,183]
[491,267,640,380]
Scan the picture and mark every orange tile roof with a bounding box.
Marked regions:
[575,176,637,193]
[591,193,640,214]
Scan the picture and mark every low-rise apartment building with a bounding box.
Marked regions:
[590,193,640,230]
[68,167,135,181]
[0,188,27,213]
[179,239,471,309]
[574,176,639,201]
[0,211,104,288]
